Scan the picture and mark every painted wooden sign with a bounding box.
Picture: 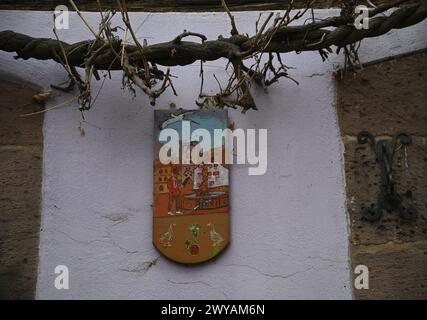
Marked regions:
[153,110,230,264]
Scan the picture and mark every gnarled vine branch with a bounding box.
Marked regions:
[0,0,426,112]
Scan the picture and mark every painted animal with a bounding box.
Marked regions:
[207,222,224,247]
[159,223,176,247]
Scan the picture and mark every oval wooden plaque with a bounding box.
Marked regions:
[153,110,230,264]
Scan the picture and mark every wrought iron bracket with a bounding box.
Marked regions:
[357,131,417,222]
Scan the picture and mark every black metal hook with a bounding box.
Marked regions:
[357,131,417,222]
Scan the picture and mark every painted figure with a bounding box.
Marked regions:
[159,223,176,247]
[198,165,209,196]
[207,222,224,247]
[167,170,182,215]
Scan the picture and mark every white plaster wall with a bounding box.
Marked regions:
[1,9,426,300]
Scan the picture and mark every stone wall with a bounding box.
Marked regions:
[337,51,427,299]
[0,75,43,299]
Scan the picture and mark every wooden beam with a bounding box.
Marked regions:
[0,0,400,12]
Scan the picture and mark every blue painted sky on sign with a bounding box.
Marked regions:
[156,111,228,149]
